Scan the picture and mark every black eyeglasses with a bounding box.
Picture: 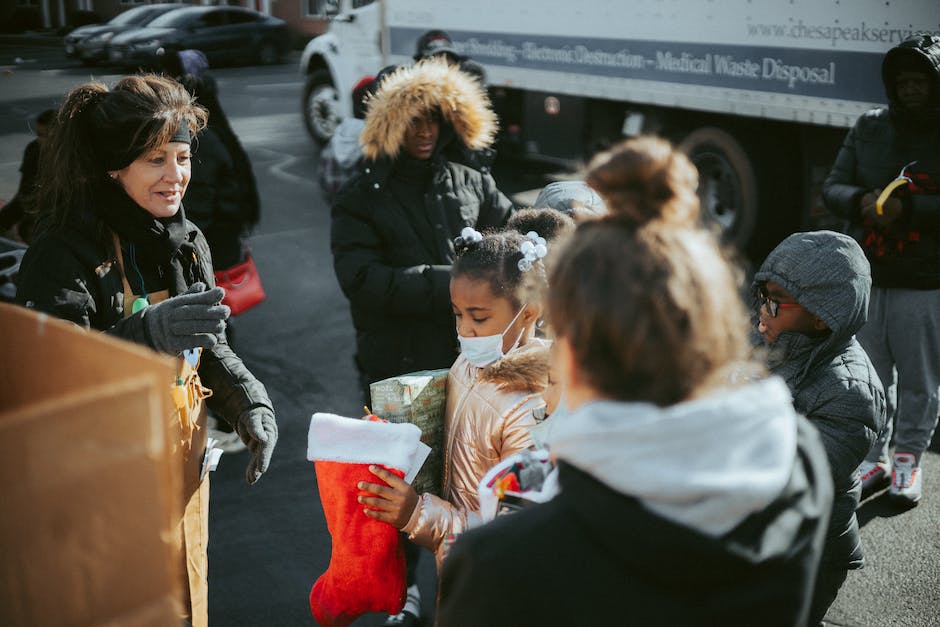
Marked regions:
[759,289,801,318]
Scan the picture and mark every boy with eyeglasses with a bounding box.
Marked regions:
[753,230,885,626]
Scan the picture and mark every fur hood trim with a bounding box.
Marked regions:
[479,339,551,394]
[360,58,498,161]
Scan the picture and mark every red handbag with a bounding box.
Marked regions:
[213,253,266,315]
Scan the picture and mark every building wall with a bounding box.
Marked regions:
[268,0,328,40]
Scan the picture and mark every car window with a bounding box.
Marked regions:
[148,9,202,29]
[227,10,260,25]
[352,0,376,8]
[139,5,185,26]
[199,10,230,27]
[110,6,153,26]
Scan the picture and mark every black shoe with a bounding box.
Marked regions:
[382,610,420,627]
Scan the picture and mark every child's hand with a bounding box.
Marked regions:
[358,465,419,529]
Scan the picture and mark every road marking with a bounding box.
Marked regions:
[253,147,317,189]
[241,82,303,91]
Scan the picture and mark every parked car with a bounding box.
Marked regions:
[64,3,186,65]
[106,6,288,69]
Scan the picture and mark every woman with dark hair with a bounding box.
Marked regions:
[16,74,277,627]
[438,137,834,626]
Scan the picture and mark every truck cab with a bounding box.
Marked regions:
[300,0,382,144]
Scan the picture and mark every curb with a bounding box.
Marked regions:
[0,34,64,47]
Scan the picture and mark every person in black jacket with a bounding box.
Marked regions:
[331,57,513,627]
[438,137,833,627]
[332,58,514,395]
[163,49,261,271]
[753,231,885,625]
[0,108,55,243]
[166,50,265,451]
[822,33,940,506]
[15,75,277,627]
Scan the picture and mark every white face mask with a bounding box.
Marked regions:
[458,305,527,368]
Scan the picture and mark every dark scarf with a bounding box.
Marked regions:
[97,182,199,295]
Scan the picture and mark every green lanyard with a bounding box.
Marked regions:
[128,242,150,313]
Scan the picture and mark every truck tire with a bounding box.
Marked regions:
[679,127,758,249]
[303,69,341,145]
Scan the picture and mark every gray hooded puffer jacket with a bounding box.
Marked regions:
[754,231,885,569]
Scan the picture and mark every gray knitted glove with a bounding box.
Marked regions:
[143,282,229,355]
[235,407,278,485]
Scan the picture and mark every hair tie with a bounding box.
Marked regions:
[455,226,484,253]
[460,226,483,243]
[518,231,548,272]
[70,88,107,120]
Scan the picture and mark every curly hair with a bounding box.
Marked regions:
[506,207,576,243]
[452,229,548,308]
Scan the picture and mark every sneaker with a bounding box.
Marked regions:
[858,460,890,495]
[382,584,421,626]
[889,452,922,506]
[381,611,419,627]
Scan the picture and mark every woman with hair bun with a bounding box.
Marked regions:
[437,137,833,626]
[585,134,700,226]
[16,74,277,627]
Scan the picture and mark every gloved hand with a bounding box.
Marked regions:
[235,407,278,485]
[860,189,904,227]
[143,282,229,355]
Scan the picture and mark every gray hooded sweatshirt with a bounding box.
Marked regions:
[754,230,885,568]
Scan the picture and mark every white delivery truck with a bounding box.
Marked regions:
[300,0,939,254]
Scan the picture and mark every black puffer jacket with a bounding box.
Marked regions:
[185,125,253,269]
[823,34,940,289]
[332,155,512,381]
[183,74,260,270]
[16,203,273,428]
[331,59,513,383]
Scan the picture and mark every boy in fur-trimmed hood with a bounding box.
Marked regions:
[332,58,513,390]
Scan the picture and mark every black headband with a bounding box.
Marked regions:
[170,120,191,144]
[98,119,191,171]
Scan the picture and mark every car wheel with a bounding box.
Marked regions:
[303,69,341,144]
[256,41,280,66]
[679,127,758,250]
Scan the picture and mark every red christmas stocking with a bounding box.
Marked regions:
[307,413,424,627]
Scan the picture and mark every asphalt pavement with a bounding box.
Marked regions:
[1,36,938,627]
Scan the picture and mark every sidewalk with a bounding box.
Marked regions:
[0,32,64,47]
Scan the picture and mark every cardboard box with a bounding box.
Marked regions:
[0,303,183,626]
[370,369,448,496]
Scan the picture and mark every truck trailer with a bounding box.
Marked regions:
[300,0,939,256]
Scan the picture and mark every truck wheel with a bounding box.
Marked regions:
[303,69,341,145]
[679,127,757,249]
